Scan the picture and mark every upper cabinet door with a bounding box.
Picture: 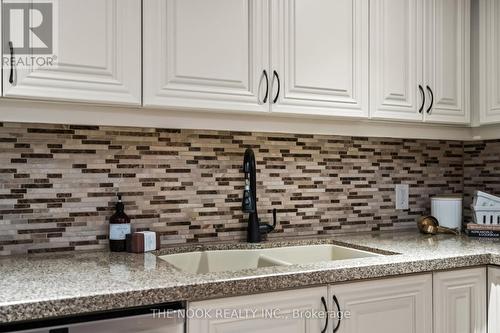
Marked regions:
[424,0,470,124]
[143,0,270,113]
[478,0,500,124]
[2,0,141,106]
[370,0,424,121]
[270,0,369,117]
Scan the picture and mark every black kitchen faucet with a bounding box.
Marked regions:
[242,148,277,243]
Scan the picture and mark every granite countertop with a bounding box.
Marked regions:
[1,230,500,324]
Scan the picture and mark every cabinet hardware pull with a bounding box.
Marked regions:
[332,295,341,333]
[321,296,328,333]
[9,41,14,85]
[272,70,280,104]
[426,86,434,114]
[418,85,425,113]
[261,70,269,104]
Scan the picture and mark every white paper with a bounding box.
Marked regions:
[138,231,156,252]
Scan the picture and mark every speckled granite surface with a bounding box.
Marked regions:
[1,231,500,324]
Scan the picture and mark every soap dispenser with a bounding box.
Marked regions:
[109,195,131,252]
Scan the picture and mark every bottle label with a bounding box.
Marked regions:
[109,224,131,240]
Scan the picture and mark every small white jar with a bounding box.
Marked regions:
[431,195,463,229]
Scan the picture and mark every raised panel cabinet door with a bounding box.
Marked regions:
[187,287,328,333]
[2,0,141,106]
[370,0,424,121]
[434,268,487,333]
[329,274,432,333]
[488,267,500,333]
[424,0,470,124]
[270,0,368,117]
[143,0,270,113]
[478,0,500,124]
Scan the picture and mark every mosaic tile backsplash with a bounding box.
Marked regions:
[464,139,500,222]
[0,122,465,255]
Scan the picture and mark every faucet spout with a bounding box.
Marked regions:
[242,148,277,243]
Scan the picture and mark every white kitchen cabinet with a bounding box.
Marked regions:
[488,266,500,333]
[370,0,470,124]
[188,286,328,333]
[370,0,424,122]
[329,274,432,333]
[144,0,369,118]
[143,0,270,113]
[476,0,500,125]
[2,0,141,106]
[424,0,470,124]
[434,267,487,333]
[270,0,369,118]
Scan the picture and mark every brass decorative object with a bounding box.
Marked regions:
[417,216,459,235]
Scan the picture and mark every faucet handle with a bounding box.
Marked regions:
[271,208,277,229]
[259,208,278,235]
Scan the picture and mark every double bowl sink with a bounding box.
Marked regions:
[159,244,381,274]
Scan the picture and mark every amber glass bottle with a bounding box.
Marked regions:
[109,195,131,252]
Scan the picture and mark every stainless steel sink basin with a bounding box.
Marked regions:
[159,244,380,274]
